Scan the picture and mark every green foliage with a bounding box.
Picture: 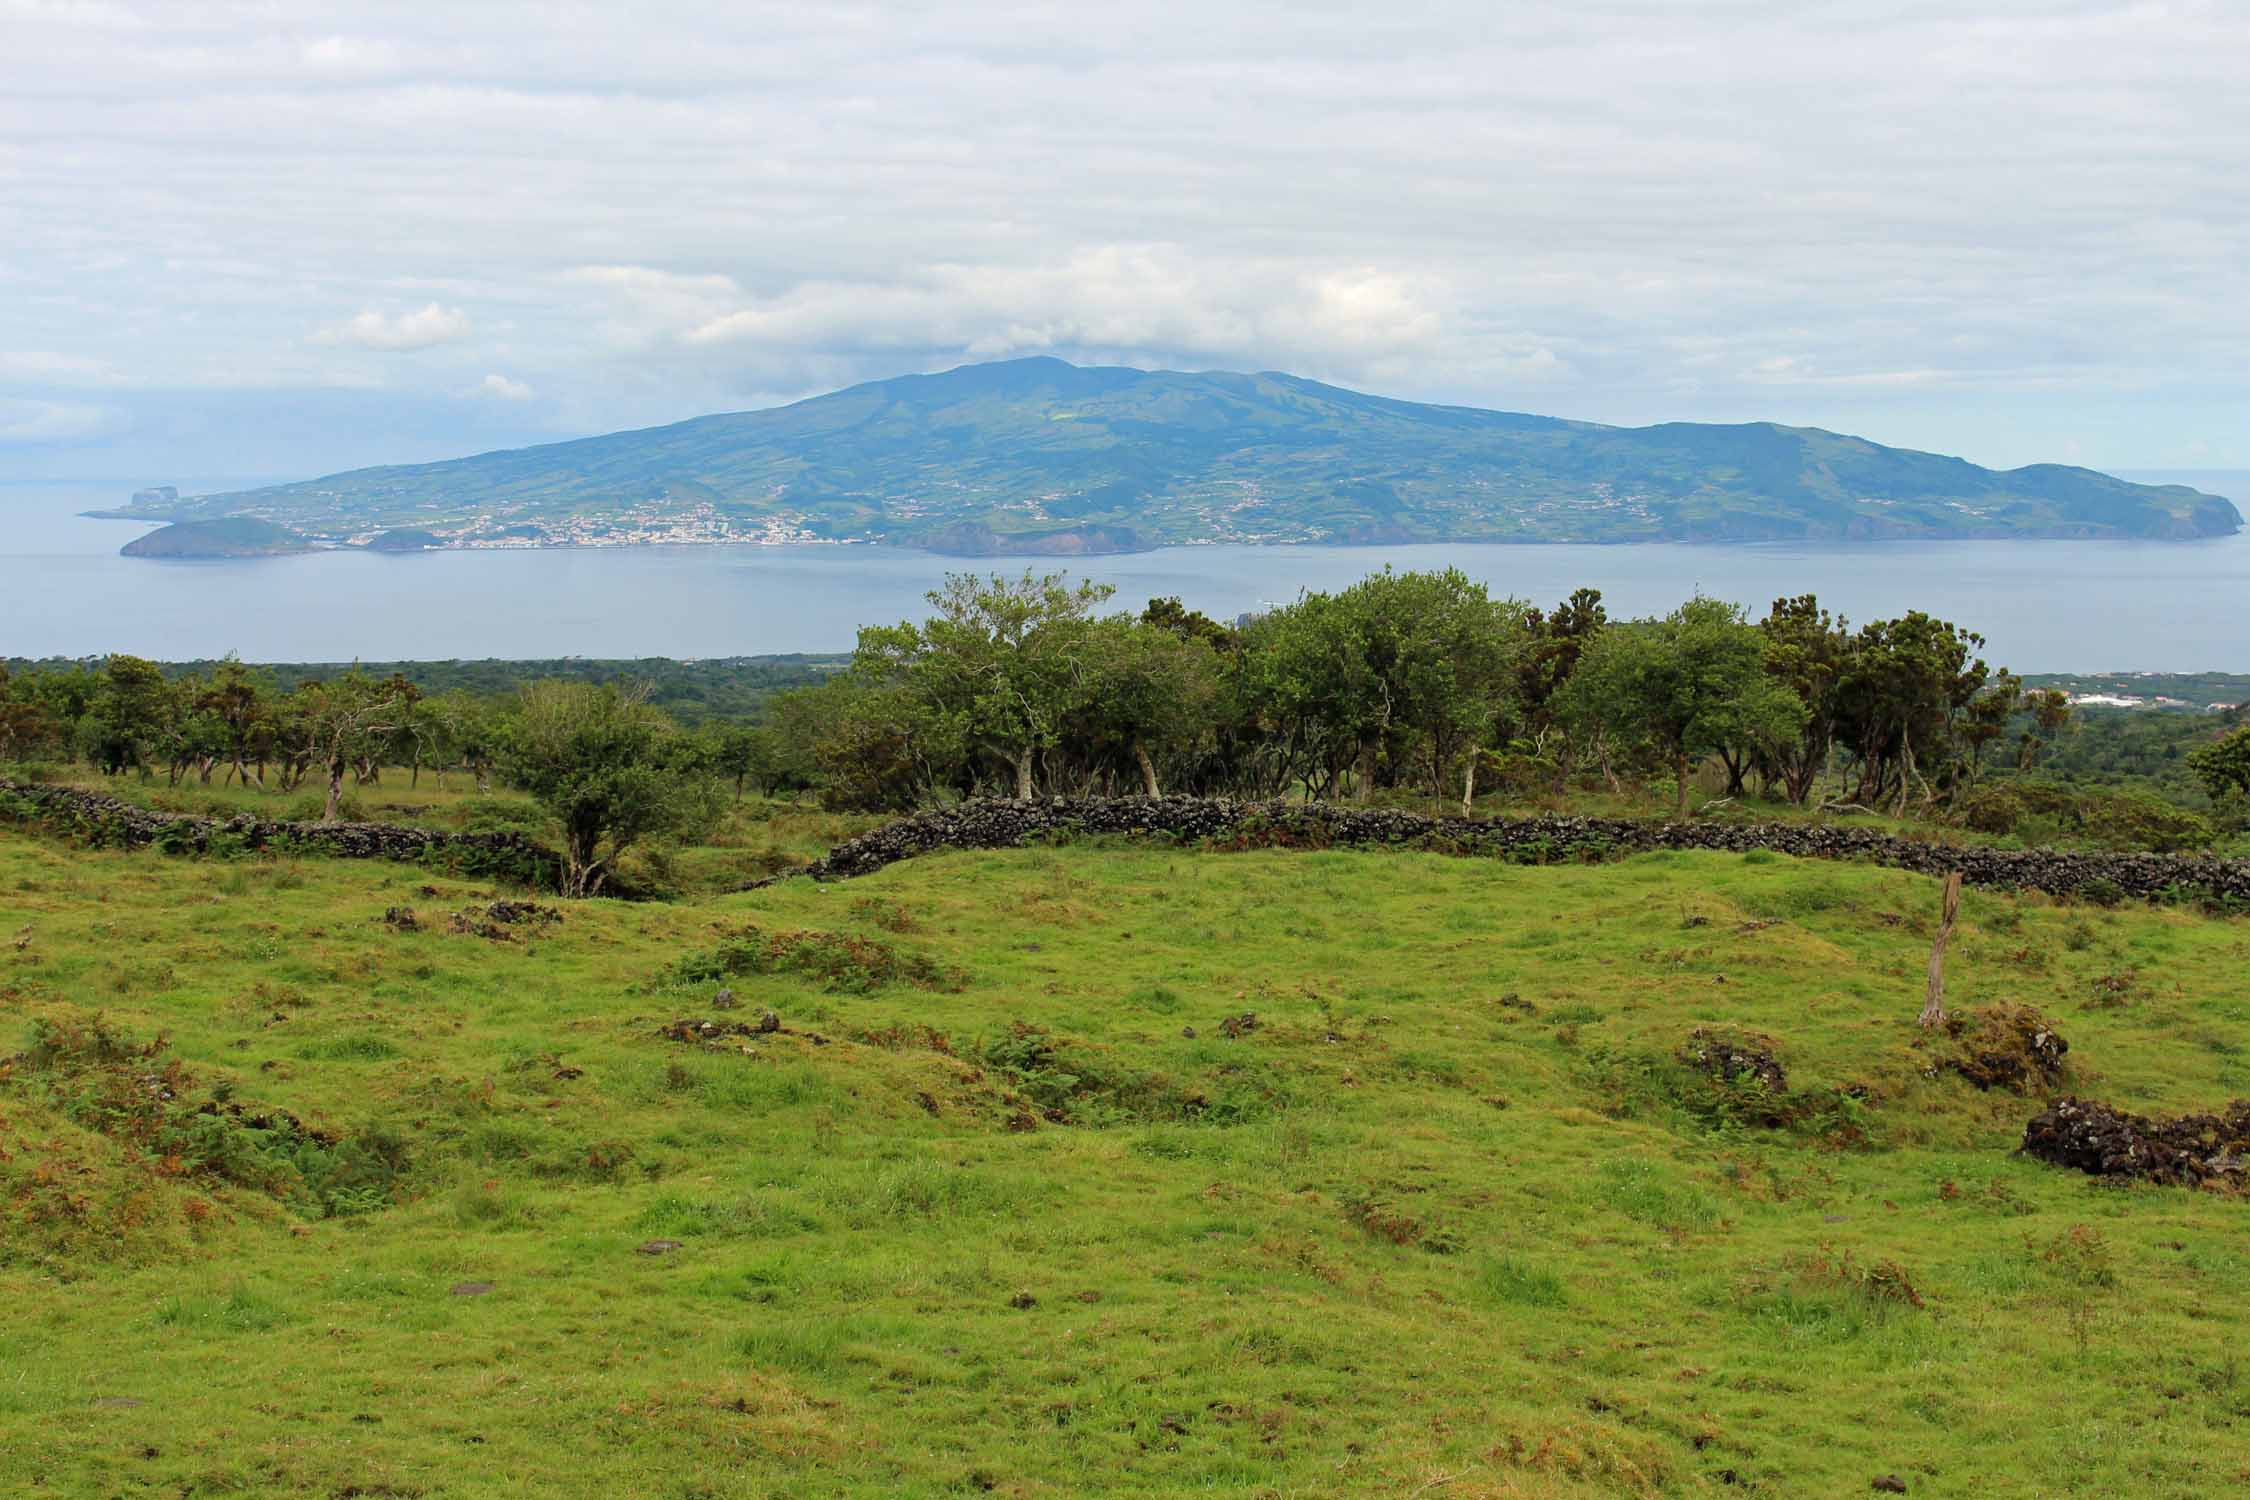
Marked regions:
[663,923,964,995]
[848,569,1117,802]
[2188,724,2250,804]
[496,680,720,896]
[1561,596,1805,818]
[16,1014,409,1220]
[2002,782,2215,853]
[10,581,2238,845]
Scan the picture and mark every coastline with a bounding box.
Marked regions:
[87,515,2247,561]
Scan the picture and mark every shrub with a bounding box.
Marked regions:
[2075,877,2126,909]
[974,1021,1217,1125]
[1340,1186,1453,1250]
[18,1013,409,1218]
[1959,786,2023,835]
[660,923,964,995]
[1788,1247,1925,1309]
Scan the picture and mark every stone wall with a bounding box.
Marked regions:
[0,777,561,889]
[13,777,2246,908]
[785,797,2250,903]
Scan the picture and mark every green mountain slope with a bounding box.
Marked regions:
[103,357,2243,550]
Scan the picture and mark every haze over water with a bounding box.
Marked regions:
[5,477,2246,672]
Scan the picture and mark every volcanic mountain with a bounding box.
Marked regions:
[105,357,2242,554]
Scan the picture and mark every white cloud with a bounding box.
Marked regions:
[587,247,1448,381]
[0,398,119,443]
[0,1,2244,469]
[313,303,473,352]
[300,35,404,72]
[471,372,534,401]
[0,349,122,385]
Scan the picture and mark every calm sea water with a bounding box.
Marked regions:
[4,475,2247,670]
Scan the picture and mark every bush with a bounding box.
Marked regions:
[18,1013,409,1218]
[2006,782,2213,853]
[660,923,964,995]
[1959,786,2023,835]
[974,1021,1219,1125]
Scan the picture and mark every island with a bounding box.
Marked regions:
[98,358,2244,555]
[363,528,447,552]
[119,517,315,559]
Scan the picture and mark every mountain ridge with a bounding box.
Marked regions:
[98,356,2242,553]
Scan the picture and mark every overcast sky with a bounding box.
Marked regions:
[3,0,2245,484]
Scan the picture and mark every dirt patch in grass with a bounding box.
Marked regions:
[658,1013,798,1047]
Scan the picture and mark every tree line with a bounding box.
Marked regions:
[0,660,720,897]
[777,569,2089,819]
[10,567,2249,862]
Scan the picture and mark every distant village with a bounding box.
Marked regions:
[2068,692,2239,712]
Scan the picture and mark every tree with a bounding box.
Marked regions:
[1234,589,1382,799]
[1347,569,1524,809]
[700,722,776,802]
[1756,595,1853,803]
[199,659,275,787]
[496,681,717,897]
[1833,613,1991,814]
[1958,669,2021,785]
[424,690,500,792]
[86,654,170,777]
[2188,724,2250,803]
[1517,589,1607,741]
[0,665,59,764]
[1072,616,1223,797]
[1561,597,1806,819]
[811,676,951,811]
[2018,688,2073,770]
[1140,595,1237,651]
[287,671,420,821]
[855,571,1114,800]
[152,672,228,786]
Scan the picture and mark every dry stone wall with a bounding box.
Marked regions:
[11,778,2247,908]
[0,777,561,888]
[788,796,2250,903]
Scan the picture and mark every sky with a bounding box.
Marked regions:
[3,0,2246,487]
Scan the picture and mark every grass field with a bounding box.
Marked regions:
[5,815,2250,1496]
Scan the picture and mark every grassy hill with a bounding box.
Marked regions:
[100,358,2242,550]
[117,516,314,559]
[6,800,2250,1496]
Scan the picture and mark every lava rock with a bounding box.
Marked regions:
[1681,1027,1787,1093]
[733,794,2250,906]
[2022,1096,2250,1187]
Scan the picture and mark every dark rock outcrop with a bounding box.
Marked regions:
[2021,1097,2250,1187]
[1682,1027,1788,1094]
